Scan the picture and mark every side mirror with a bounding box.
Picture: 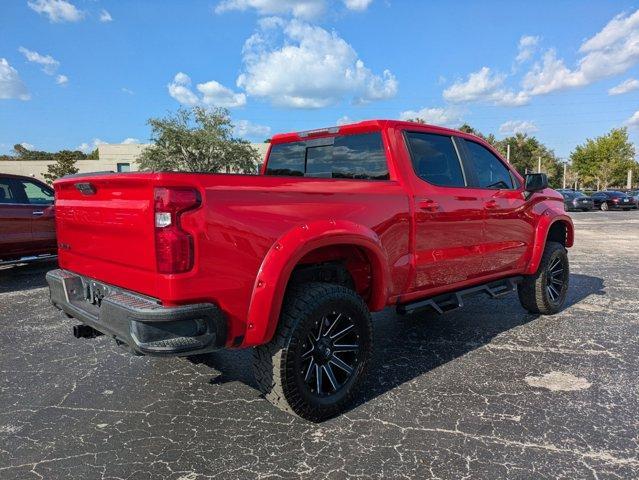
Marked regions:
[525,173,548,192]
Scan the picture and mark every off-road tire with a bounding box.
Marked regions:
[518,241,569,315]
[253,282,372,422]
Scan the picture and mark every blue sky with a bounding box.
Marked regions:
[1,0,639,159]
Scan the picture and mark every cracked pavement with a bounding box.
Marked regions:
[1,211,638,479]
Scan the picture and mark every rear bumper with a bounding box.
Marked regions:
[46,269,227,356]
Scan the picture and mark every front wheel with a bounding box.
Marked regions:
[601,202,609,211]
[518,241,569,314]
[253,282,372,422]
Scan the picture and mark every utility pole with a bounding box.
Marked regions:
[563,162,567,189]
[537,156,542,173]
[628,168,633,189]
[506,144,511,163]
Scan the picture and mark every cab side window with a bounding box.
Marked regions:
[404,132,466,187]
[464,140,514,189]
[17,180,54,205]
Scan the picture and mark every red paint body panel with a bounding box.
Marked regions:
[52,120,573,348]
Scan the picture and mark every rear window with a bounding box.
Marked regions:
[265,132,389,180]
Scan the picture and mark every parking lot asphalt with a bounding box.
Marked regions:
[1,211,638,479]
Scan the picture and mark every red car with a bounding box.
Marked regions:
[0,173,56,264]
[47,120,574,420]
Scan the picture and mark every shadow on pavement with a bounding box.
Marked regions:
[0,259,58,294]
[188,273,605,416]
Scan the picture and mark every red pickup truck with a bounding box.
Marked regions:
[47,120,573,421]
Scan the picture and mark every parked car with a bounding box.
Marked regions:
[590,191,637,211]
[46,120,574,421]
[557,189,594,211]
[628,190,639,207]
[0,173,56,263]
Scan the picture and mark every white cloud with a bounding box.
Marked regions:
[0,58,30,101]
[121,138,140,144]
[18,47,60,75]
[499,120,538,135]
[28,0,84,22]
[336,115,354,125]
[168,73,246,107]
[608,78,639,95]
[99,9,113,22]
[77,138,106,153]
[516,35,539,63]
[168,72,199,106]
[626,111,639,128]
[56,74,68,85]
[214,0,325,19]
[236,19,397,108]
[20,142,35,150]
[233,120,271,139]
[197,80,247,107]
[399,106,463,127]
[121,87,134,95]
[343,0,373,11]
[523,9,639,95]
[443,67,529,106]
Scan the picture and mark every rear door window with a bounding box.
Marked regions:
[265,132,389,180]
[463,140,514,189]
[404,132,466,187]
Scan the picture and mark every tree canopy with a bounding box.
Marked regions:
[137,107,260,174]
[43,152,80,183]
[570,128,637,190]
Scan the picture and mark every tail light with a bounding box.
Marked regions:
[154,187,201,273]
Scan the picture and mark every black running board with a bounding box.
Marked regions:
[396,276,522,315]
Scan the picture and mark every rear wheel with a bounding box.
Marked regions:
[601,202,609,211]
[518,241,569,315]
[253,282,372,421]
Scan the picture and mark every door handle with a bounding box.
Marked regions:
[32,210,44,216]
[418,199,439,211]
[484,199,498,209]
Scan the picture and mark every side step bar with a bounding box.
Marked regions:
[396,276,522,316]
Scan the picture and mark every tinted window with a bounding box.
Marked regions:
[0,178,17,203]
[265,142,306,176]
[17,180,54,205]
[405,132,465,187]
[333,133,388,179]
[265,133,389,180]
[608,191,626,198]
[561,192,576,199]
[465,141,514,189]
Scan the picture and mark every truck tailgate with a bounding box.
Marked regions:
[54,173,159,295]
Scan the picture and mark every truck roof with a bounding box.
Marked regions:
[270,119,477,144]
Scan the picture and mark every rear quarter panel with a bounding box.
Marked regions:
[177,174,410,346]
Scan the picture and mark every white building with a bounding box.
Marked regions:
[0,142,270,180]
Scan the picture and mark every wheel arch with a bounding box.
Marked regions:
[242,220,391,347]
[525,213,574,275]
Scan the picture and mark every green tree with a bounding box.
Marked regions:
[570,128,637,190]
[493,134,562,186]
[43,151,80,183]
[138,107,260,173]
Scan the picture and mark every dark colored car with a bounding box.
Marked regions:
[628,190,639,207]
[557,189,594,211]
[0,173,56,263]
[590,190,637,211]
